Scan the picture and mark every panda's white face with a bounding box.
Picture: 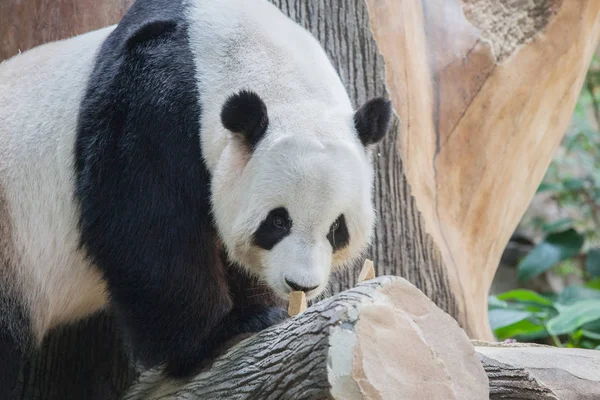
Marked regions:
[212,94,390,300]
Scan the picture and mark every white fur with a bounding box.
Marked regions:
[186,0,377,299]
[0,27,115,339]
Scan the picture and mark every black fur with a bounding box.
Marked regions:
[252,207,292,250]
[0,289,31,400]
[354,97,393,146]
[75,0,285,378]
[220,90,269,151]
[327,214,350,251]
[125,19,178,50]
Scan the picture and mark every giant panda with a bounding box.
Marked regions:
[0,0,392,396]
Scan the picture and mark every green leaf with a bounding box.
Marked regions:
[586,278,600,290]
[497,289,553,307]
[547,299,600,335]
[563,178,586,191]
[582,319,600,332]
[582,330,600,341]
[518,229,585,282]
[580,340,600,349]
[558,286,600,305]
[488,309,532,331]
[493,319,547,341]
[488,296,508,309]
[586,248,600,278]
[594,188,600,202]
[537,182,562,193]
[542,218,573,233]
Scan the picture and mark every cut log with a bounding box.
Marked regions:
[475,341,600,400]
[124,276,489,400]
[365,0,600,339]
[123,279,600,400]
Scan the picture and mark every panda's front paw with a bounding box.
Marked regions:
[233,304,288,334]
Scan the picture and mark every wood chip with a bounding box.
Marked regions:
[358,259,376,282]
[288,291,307,316]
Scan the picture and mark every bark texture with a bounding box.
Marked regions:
[124,277,488,400]
[365,0,600,339]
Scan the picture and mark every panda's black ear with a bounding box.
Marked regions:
[220,90,269,151]
[125,19,178,50]
[354,97,393,147]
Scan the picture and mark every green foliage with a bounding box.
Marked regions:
[489,58,600,350]
[517,229,584,281]
[489,287,600,348]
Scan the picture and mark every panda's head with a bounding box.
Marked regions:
[212,90,392,300]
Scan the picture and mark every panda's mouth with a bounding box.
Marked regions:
[277,280,324,301]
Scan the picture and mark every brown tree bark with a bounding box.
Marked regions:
[0,0,134,60]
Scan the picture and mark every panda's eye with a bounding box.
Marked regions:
[253,207,292,250]
[273,216,287,229]
[327,214,349,252]
[330,220,340,232]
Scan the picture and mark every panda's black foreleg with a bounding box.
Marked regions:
[164,304,287,377]
[82,215,284,379]
[0,290,32,400]
[0,331,22,400]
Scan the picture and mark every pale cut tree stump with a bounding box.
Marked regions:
[124,276,489,400]
[365,0,600,339]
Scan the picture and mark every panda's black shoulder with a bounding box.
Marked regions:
[75,0,205,190]
[75,0,199,168]
[74,0,212,272]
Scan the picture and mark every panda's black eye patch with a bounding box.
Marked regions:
[253,208,292,250]
[327,214,349,252]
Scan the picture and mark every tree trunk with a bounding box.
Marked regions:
[365,0,600,339]
[0,0,134,60]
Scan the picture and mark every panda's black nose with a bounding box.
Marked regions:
[285,278,318,293]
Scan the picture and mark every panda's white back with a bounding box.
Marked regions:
[0,26,115,337]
